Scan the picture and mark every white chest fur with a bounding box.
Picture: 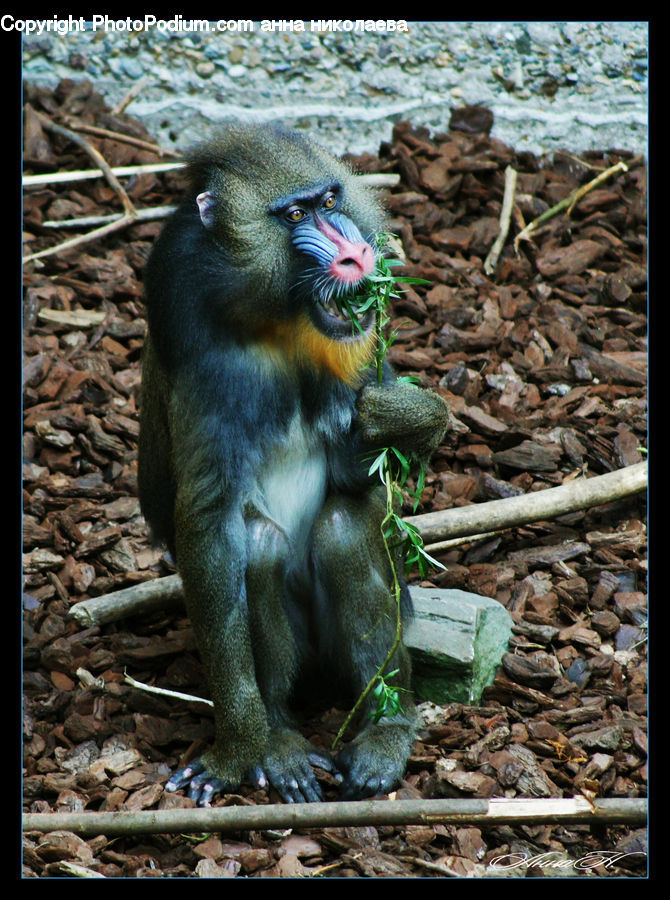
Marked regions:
[255,414,328,550]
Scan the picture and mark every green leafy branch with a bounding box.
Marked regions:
[332,236,442,745]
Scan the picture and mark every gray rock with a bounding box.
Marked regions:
[406,586,513,705]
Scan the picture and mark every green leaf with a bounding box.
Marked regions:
[413,465,426,513]
[367,448,389,481]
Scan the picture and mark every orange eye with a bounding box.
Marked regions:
[286,207,306,222]
[323,194,336,210]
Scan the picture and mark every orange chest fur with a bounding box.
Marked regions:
[253,315,375,386]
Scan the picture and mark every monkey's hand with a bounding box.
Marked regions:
[248,729,339,803]
[356,382,450,463]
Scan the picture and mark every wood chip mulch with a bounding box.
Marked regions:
[22,80,647,878]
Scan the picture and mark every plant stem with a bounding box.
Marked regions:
[332,279,404,749]
[514,160,628,251]
[375,301,386,384]
[331,469,403,749]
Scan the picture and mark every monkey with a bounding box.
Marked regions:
[138,123,450,805]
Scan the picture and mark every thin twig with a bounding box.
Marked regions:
[484,165,517,275]
[124,671,213,708]
[400,856,462,877]
[62,117,181,159]
[514,160,628,253]
[424,529,507,553]
[23,161,184,188]
[112,76,149,115]
[23,213,137,264]
[33,109,136,216]
[43,205,176,230]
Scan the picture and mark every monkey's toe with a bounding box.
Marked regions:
[164,757,238,807]
[164,759,206,792]
[252,735,336,803]
[251,757,323,803]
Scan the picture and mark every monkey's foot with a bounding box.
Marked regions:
[335,729,412,800]
[249,730,339,804]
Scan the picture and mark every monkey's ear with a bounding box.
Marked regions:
[196,191,216,228]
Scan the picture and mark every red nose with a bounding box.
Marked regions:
[330,241,375,283]
[316,216,375,284]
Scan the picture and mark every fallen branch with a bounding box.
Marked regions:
[484,165,517,275]
[123,670,213,708]
[68,462,647,628]
[23,166,397,261]
[514,160,628,252]
[22,797,646,838]
[23,213,138,264]
[24,165,399,189]
[43,205,176,230]
[69,574,183,627]
[32,109,136,217]
[405,461,647,544]
[23,110,143,264]
[62,117,180,159]
[23,161,184,188]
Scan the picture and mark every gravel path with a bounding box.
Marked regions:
[23,21,647,158]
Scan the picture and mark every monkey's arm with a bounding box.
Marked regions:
[355,381,451,462]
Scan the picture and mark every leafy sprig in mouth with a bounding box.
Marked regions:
[335,234,430,374]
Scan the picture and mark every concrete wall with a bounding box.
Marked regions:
[22,20,648,159]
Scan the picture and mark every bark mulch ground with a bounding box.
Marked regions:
[22,80,647,878]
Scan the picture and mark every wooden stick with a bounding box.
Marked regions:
[67,462,647,628]
[42,205,176,230]
[424,529,507,553]
[112,77,149,115]
[123,671,213,708]
[61,117,181,159]
[405,461,647,544]
[484,165,517,275]
[23,161,184,187]
[514,160,628,252]
[359,173,401,188]
[23,213,137,264]
[32,110,136,216]
[69,574,183,627]
[23,165,399,189]
[22,797,647,838]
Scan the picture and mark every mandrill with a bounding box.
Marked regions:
[138,123,450,805]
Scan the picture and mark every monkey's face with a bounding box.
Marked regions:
[188,126,384,350]
[272,183,377,341]
[196,179,378,343]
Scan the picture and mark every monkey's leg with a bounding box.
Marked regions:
[312,491,417,800]
[165,500,271,806]
[245,516,338,803]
